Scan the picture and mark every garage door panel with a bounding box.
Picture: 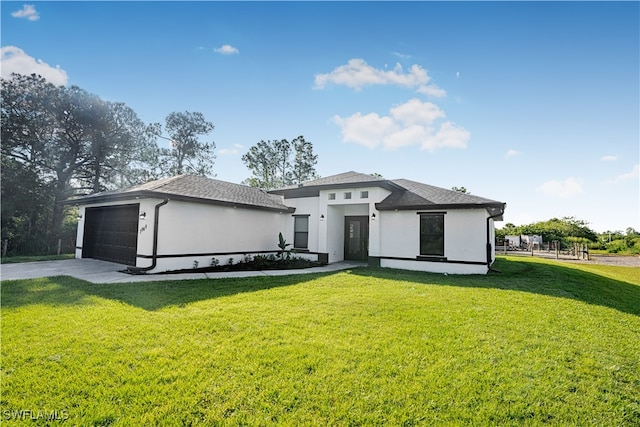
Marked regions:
[83,204,139,266]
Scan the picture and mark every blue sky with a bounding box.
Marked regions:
[2,1,638,233]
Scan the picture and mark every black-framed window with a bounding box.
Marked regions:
[420,214,444,256]
[294,216,309,249]
[360,191,369,199]
[344,192,352,200]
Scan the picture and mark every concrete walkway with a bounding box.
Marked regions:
[1,258,366,284]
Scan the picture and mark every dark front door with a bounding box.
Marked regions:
[83,204,139,266]
[344,216,369,261]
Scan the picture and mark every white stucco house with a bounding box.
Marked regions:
[70,171,506,274]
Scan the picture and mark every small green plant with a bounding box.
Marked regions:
[277,232,295,261]
[227,257,234,266]
[192,260,199,269]
[210,258,220,267]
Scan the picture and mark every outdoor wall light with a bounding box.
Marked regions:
[320,214,325,221]
[371,213,376,220]
[139,212,146,220]
[77,214,83,220]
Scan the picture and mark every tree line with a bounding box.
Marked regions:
[496,217,640,254]
[1,74,318,256]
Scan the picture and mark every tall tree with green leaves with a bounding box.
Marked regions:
[241,140,278,190]
[156,111,216,176]
[242,135,319,190]
[291,135,319,184]
[1,73,160,254]
[80,101,161,191]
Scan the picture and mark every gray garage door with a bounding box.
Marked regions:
[83,204,139,266]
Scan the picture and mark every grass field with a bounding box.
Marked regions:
[2,256,639,425]
[0,254,75,264]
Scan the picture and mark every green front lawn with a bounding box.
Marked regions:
[2,257,639,425]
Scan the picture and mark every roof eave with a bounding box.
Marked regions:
[375,202,506,212]
[64,190,296,213]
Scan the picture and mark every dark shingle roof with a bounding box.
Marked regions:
[69,172,505,214]
[276,171,386,189]
[69,175,294,212]
[376,179,505,211]
[271,171,504,212]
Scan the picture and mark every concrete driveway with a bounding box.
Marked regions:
[1,258,365,284]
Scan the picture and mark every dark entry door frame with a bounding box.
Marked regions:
[344,216,369,261]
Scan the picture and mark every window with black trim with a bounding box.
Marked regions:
[360,191,369,199]
[344,192,352,200]
[294,216,309,249]
[420,214,444,256]
[328,193,336,200]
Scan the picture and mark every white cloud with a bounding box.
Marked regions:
[12,4,39,21]
[333,98,469,151]
[536,177,584,198]
[601,155,618,161]
[614,164,639,182]
[421,121,470,152]
[0,46,68,85]
[416,84,447,98]
[214,44,239,55]
[392,51,411,59]
[389,98,445,126]
[505,149,522,158]
[314,59,445,97]
[218,143,244,156]
[333,112,396,149]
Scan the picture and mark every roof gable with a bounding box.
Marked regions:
[270,171,400,198]
[271,172,505,212]
[285,171,385,188]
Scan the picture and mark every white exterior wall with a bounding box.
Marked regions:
[281,197,320,251]
[148,200,287,272]
[380,259,488,274]
[135,199,166,260]
[320,187,390,263]
[379,210,419,259]
[75,205,86,259]
[282,187,391,263]
[446,209,489,262]
[378,208,491,274]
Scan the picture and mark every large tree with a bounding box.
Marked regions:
[242,135,319,190]
[155,111,216,176]
[1,73,158,253]
[78,101,160,192]
[291,136,319,185]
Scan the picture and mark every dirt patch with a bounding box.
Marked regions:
[501,250,640,267]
